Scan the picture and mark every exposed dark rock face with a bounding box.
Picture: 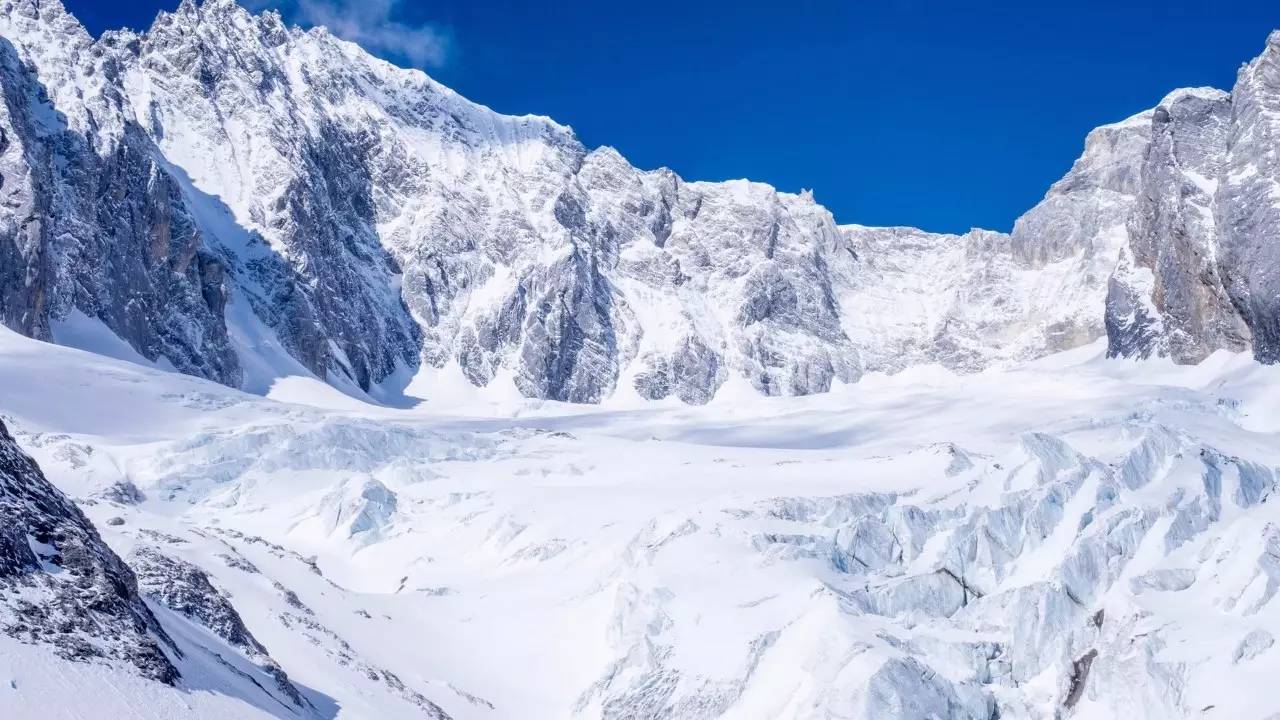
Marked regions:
[633,335,723,405]
[130,546,310,710]
[1219,31,1280,365]
[0,0,421,393]
[0,23,240,384]
[0,419,179,683]
[1107,89,1251,362]
[1106,34,1280,364]
[0,0,865,403]
[1064,649,1098,708]
[130,546,265,655]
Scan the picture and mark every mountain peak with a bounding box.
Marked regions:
[0,4,1279,405]
[1157,86,1230,107]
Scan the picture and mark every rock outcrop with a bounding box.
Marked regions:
[130,546,310,710]
[0,419,179,683]
[1107,88,1253,362]
[1218,31,1280,364]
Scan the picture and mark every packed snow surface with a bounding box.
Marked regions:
[3,323,1280,719]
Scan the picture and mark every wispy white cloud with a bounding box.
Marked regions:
[251,0,451,68]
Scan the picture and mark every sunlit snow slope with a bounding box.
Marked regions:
[4,322,1280,719]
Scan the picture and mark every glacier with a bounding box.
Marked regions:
[3,1,1280,718]
[4,321,1280,719]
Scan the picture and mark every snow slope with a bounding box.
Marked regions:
[3,322,1280,718]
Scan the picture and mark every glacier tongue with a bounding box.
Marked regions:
[4,325,1280,718]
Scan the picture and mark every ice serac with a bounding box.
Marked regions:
[0,419,179,683]
[1219,30,1280,364]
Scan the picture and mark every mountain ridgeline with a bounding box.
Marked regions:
[1,0,1279,403]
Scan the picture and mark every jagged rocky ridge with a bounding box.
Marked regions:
[0,0,856,402]
[129,545,312,711]
[2,407,458,718]
[2,0,1276,405]
[0,418,179,683]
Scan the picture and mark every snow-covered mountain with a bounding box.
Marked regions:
[4,0,1276,405]
[839,101,1144,375]
[5,1,1280,719]
[1,0,860,403]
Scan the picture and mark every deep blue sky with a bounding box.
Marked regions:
[64,0,1280,233]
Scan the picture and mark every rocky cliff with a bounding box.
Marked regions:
[0,418,179,683]
[1,0,1279,405]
